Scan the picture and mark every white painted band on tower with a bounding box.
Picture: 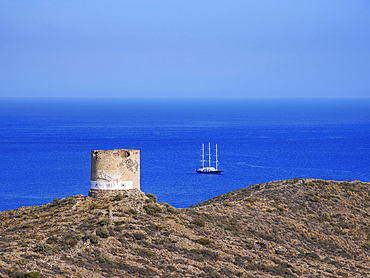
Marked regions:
[91,149,140,190]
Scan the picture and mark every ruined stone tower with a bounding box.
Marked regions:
[89,149,140,198]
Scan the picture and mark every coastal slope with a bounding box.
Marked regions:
[1,179,370,277]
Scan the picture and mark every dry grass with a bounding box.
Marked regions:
[1,180,370,277]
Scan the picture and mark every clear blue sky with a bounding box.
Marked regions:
[1,1,369,98]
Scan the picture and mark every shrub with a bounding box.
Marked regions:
[120,264,157,276]
[201,266,220,277]
[362,242,370,250]
[234,255,249,267]
[22,223,34,229]
[133,233,147,240]
[113,193,125,201]
[163,203,177,213]
[219,268,235,277]
[256,241,266,248]
[99,218,111,226]
[114,225,124,232]
[190,249,219,261]
[64,198,76,205]
[320,212,331,221]
[50,197,61,207]
[223,201,232,207]
[89,234,99,244]
[122,232,133,238]
[154,224,165,231]
[305,251,320,260]
[125,208,137,215]
[146,193,157,203]
[167,206,177,213]
[143,203,162,215]
[98,254,111,264]
[192,217,205,227]
[245,240,254,249]
[194,238,211,245]
[337,221,352,229]
[96,227,109,238]
[277,206,284,212]
[61,234,78,249]
[25,272,43,278]
[136,248,154,258]
[46,237,58,244]
[34,242,56,254]
[118,236,127,245]
[89,203,98,210]
[245,261,295,276]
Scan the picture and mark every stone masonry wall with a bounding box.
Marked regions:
[90,149,140,192]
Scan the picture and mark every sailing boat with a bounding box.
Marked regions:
[196,142,223,174]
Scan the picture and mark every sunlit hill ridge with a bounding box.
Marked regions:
[1,178,370,277]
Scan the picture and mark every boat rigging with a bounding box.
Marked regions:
[196,143,223,174]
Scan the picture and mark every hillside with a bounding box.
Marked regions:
[1,179,370,277]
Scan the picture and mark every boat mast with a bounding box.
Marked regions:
[208,142,211,168]
[201,144,205,169]
[215,144,219,170]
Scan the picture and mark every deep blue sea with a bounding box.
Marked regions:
[0,98,369,211]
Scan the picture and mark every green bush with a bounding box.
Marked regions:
[163,203,177,213]
[34,242,56,254]
[194,238,211,245]
[167,206,177,213]
[143,203,162,215]
[46,236,58,244]
[320,212,331,221]
[192,217,205,227]
[146,193,157,203]
[61,234,78,249]
[96,227,109,238]
[89,203,98,210]
[99,218,111,226]
[50,197,61,207]
[98,254,111,264]
[245,240,254,249]
[223,201,232,207]
[25,272,43,278]
[136,248,154,258]
[89,234,99,244]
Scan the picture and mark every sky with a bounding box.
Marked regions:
[0,1,369,98]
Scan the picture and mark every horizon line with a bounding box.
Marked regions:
[1,96,370,99]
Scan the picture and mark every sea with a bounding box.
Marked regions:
[0,97,369,212]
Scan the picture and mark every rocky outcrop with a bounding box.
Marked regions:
[88,188,145,199]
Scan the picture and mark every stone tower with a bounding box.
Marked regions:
[89,149,140,198]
